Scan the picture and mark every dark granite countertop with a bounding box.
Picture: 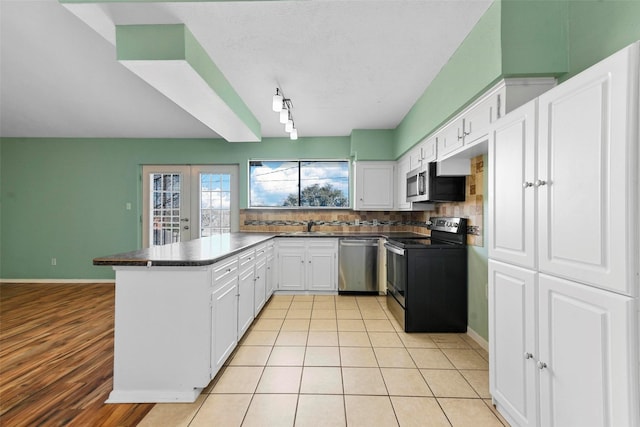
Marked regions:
[93,231,429,267]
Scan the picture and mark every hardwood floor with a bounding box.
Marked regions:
[0,283,153,426]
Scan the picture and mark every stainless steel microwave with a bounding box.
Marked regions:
[406,166,429,202]
[407,162,467,203]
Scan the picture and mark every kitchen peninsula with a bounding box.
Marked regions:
[94,230,427,403]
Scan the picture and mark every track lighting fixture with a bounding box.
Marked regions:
[272,87,298,140]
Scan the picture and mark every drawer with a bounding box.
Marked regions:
[212,257,238,283]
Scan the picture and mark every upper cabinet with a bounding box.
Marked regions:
[490,44,638,296]
[437,78,556,162]
[536,44,638,296]
[353,161,395,211]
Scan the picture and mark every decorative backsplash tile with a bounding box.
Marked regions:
[240,155,485,246]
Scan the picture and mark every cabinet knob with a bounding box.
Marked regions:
[534,179,547,187]
[537,361,548,370]
[524,352,534,359]
[183,225,190,230]
[522,182,534,188]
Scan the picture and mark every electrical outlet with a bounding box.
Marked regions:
[125,202,132,210]
[51,258,57,266]
[355,219,360,226]
[373,219,378,226]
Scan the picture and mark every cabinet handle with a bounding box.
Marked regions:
[226,268,231,272]
[457,127,464,141]
[522,182,534,188]
[537,361,548,370]
[534,179,547,187]
[464,119,471,136]
[524,352,534,359]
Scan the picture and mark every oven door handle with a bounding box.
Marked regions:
[384,243,405,256]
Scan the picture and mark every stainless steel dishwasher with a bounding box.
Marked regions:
[338,238,379,294]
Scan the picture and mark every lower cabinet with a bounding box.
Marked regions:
[265,241,275,299]
[237,248,256,339]
[489,260,637,427]
[254,256,267,314]
[211,274,238,375]
[210,256,239,379]
[276,238,338,292]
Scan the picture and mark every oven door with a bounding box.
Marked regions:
[384,242,407,308]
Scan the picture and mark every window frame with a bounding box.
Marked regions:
[248,159,351,209]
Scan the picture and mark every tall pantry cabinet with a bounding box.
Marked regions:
[488,42,639,427]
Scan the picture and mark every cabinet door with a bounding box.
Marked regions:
[265,244,275,299]
[409,146,423,171]
[211,276,238,375]
[277,242,306,291]
[488,260,538,427]
[464,95,493,146]
[421,137,437,163]
[354,162,395,210]
[488,101,537,269]
[306,241,337,291]
[396,155,412,211]
[537,44,638,296]
[254,258,267,315]
[538,274,637,427]
[237,267,255,339]
[437,119,464,158]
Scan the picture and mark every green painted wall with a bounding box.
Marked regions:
[467,155,489,340]
[565,0,640,81]
[350,129,395,161]
[0,137,349,280]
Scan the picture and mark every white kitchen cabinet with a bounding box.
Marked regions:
[537,273,636,427]
[210,256,238,376]
[488,100,537,269]
[276,239,306,291]
[488,42,640,427]
[489,260,637,427]
[437,78,556,162]
[488,260,538,427]
[395,155,412,211]
[408,136,436,171]
[265,241,275,299]
[237,248,256,339]
[537,45,637,295]
[306,239,338,292]
[254,257,267,314]
[353,161,395,210]
[276,238,338,292]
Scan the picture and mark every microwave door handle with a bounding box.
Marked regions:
[418,173,425,195]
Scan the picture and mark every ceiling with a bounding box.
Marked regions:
[0,0,493,140]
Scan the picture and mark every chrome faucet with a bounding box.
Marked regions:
[307,220,314,232]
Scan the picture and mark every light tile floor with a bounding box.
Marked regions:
[138,294,510,427]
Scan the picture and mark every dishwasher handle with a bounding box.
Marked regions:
[384,242,406,256]
[340,239,379,247]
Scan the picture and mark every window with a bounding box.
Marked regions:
[249,160,349,208]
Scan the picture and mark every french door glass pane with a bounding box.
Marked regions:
[151,173,182,246]
[200,173,231,236]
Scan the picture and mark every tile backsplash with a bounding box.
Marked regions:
[240,155,485,247]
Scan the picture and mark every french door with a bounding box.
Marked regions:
[142,165,239,247]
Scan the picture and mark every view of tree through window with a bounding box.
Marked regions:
[250,160,349,207]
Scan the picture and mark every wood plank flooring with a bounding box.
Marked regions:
[0,283,154,426]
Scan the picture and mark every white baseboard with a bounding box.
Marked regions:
[466,327,489,352]
[0,279,115,284]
